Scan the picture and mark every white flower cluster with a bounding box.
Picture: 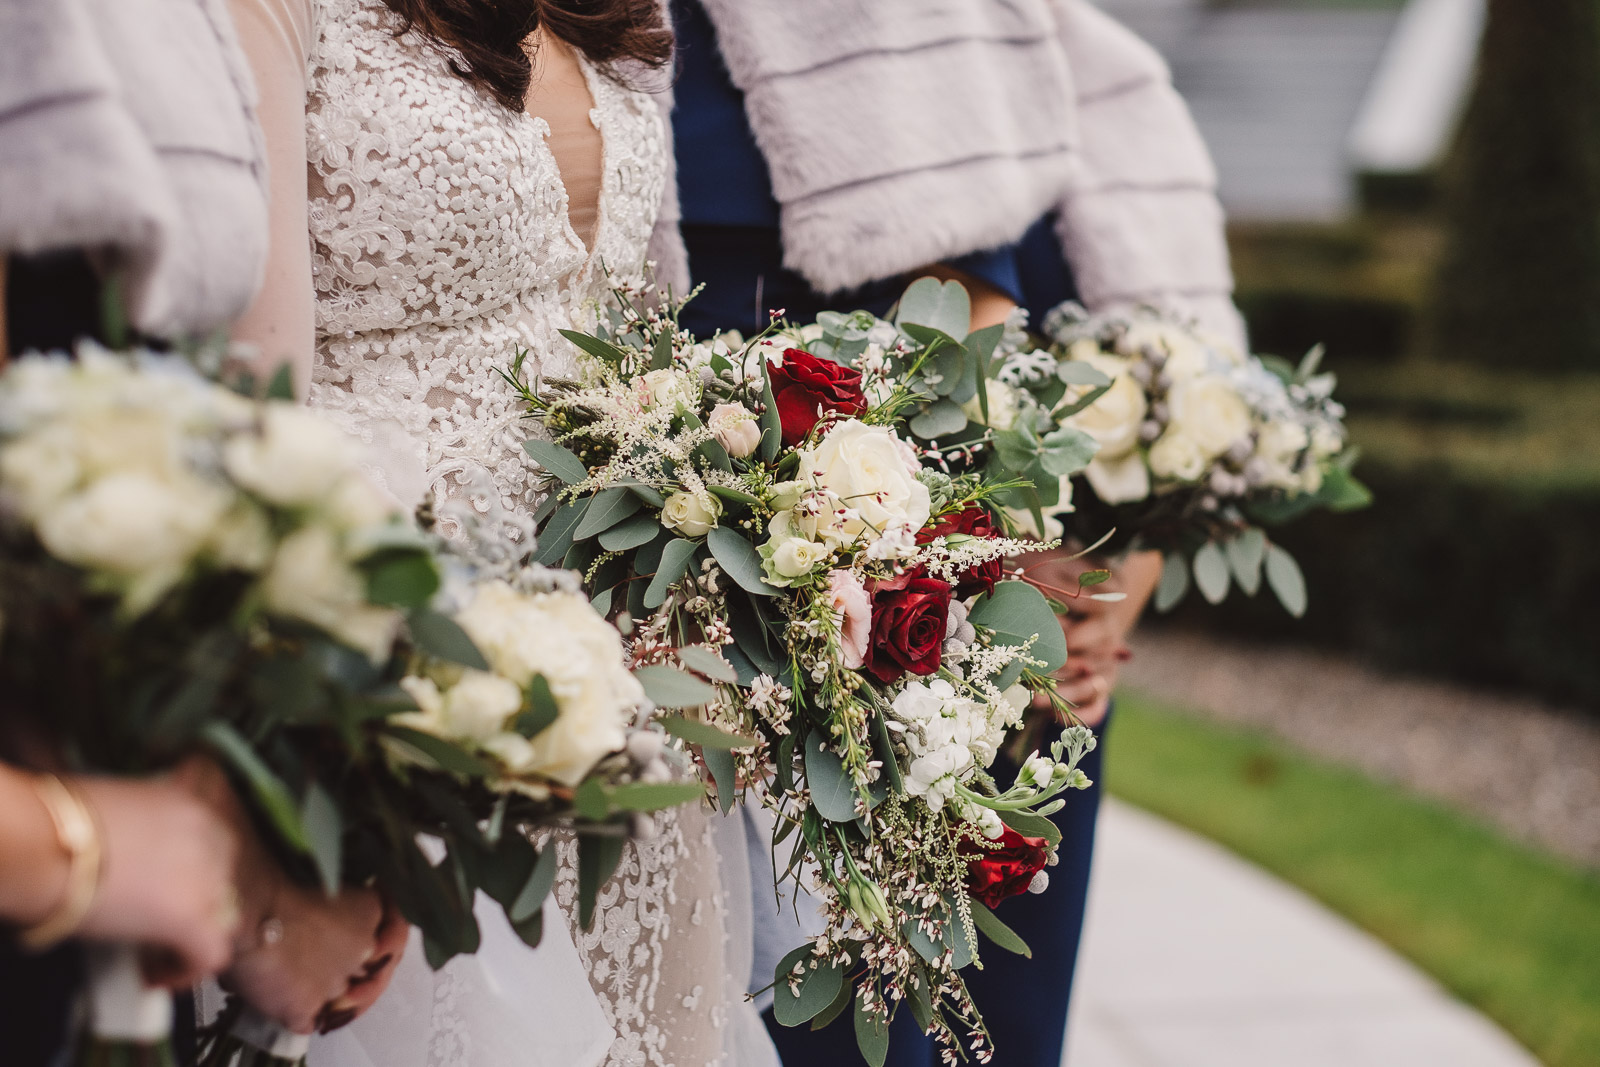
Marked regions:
[0,348,404,657]
[885,678,1028,815]
[1043,307,1347,506]
[760,420,931,586]
[397,578,642,792]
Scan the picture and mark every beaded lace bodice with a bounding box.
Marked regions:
[295,5,745,1066]
[302,0,666,527]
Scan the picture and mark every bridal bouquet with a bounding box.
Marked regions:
[0,348,701,1065]
[513,280,1110,1062]
[970,304,1369,615]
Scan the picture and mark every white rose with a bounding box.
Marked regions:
[961,380,1022,431]
[1166,376,1252,459]
[661,490,721,538]
[708,402,762,458]
[1147,430,1210,483]
[1118,320,1216,380]
[38,471,229,583]
[262,525,401,661]
[1258,419,1310,463]
[1064,354,1147,460]
[0,426,82,519]
[770,537,829,580]
[209,502,275,572]
[454,584,639,786]
[638,369,696,412]
[437,671,525,744]
[224,405,361,507]
[798,421,930,544]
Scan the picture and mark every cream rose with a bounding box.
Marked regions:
[38,471,229,582]
[798,421,930,544]
[638,369,696,412]
[262,525,401,661]
[661,490,721,538]
[770,537,829,581]
[1166,376,1252,459]
[454,584,638,786]
[961,380,1023,431]
[223,405,360,508]
[708,402,762,458]
[1148,431,1210,483]
[1064,353,1147,460]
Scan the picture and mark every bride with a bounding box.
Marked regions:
[225,0,772,1063]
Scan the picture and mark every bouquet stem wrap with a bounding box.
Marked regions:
[76,944,174,1066]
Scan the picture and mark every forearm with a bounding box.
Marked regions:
[1106,550,1162,641]
[0,763,71,926]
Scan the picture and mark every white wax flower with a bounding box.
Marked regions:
[661,490,721,538]
[708,402,762,458]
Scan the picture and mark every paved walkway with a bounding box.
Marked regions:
[1062,801,1541,1066]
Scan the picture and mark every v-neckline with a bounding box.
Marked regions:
[520,43,609,286]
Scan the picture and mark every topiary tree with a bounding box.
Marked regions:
[1427,0,1600,372]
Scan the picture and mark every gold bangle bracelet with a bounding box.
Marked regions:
[19,774,103,952]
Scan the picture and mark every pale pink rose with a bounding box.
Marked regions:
[828,569,873,669]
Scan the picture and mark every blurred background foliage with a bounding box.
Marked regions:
[1169,0,1600,714]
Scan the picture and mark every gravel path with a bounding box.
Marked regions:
[1122,627,1600,869]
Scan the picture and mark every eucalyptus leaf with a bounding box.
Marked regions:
[1192,541,1232,604]
[894,276,971,340]
[573,487,644,540]
[509,845,559,923]
[576,833,625,930]
[968,582,1069,675]
[410,609,490,670]
[599,513,661,552]
[1153,552,1191,613]
[531,502,583,566]
[514,675,560,738]
[644,539,698,609]
[703,746,736,812]
[522,439,588,484]
[558,329,631,366]
[772,948,845,1027]
[658,714,757,749]
[997,809,1062,850]
[853,995,890,1067]
[811,972,855,1032]
[605,781,707,812]
[1265,543,1308,618]
[1038,425,1100,476]
[635,666,718,709]
[385,726,494,778]
[678,645,740,683]
[909,398,970,439]
[707,484,762,508]
[202,722,308,853]
[1056,360,1112,386]
[650,332,674,371]
[708,525,778,596]
[301,782,342,897]
[803,738,859,823]
[1226,527,1267,596]
[364,551,441,610]
[970,899,1031,957]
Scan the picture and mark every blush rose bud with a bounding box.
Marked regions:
[708,402,762,458]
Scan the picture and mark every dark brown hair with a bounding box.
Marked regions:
[379,0,673,111]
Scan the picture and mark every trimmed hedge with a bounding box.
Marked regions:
[1164,460,1600,712]
[1427,0,1600,371]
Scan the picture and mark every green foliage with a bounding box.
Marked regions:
[1109,696,1600,1067]
[1427,0,1600,371]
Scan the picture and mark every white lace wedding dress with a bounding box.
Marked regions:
[227,1,772,1064]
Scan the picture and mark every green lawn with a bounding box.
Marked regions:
[1107,694,1600,1067]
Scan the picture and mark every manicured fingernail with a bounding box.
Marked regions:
[316,1000,359,1034]
[1115,648,1133,662]
[350,954,393,985]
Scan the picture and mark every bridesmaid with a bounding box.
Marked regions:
[669,1,1238,1062]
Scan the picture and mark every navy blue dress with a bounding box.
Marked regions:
[670,5,1104,1063]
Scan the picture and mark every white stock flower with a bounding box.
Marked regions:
[1166,376,1252,459]
[661,490,721,538]
[708,402,762,458]
[454,583,639,786]
[262,525,401,661]
[1148,430,1210,483]
[889,679,1010,811]
[798,421,930,544]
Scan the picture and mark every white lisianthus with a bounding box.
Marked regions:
[708,402,762,458]
[1166,376,1252,459]
[223,405,360,508]
[1147,430,1210,483]
[637,369,697,412]
[961,380,1023,431]
[453,582,639,786]
[262,525,401,662]
[797,421,930,544]
[661,490,721,539]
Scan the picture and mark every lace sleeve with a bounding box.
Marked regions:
[227,0,317,389]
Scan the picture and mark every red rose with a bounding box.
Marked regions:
[768,348,868,447]
[917,505,1003,598]
[862,569,953,684]
[961,826,1051,909]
